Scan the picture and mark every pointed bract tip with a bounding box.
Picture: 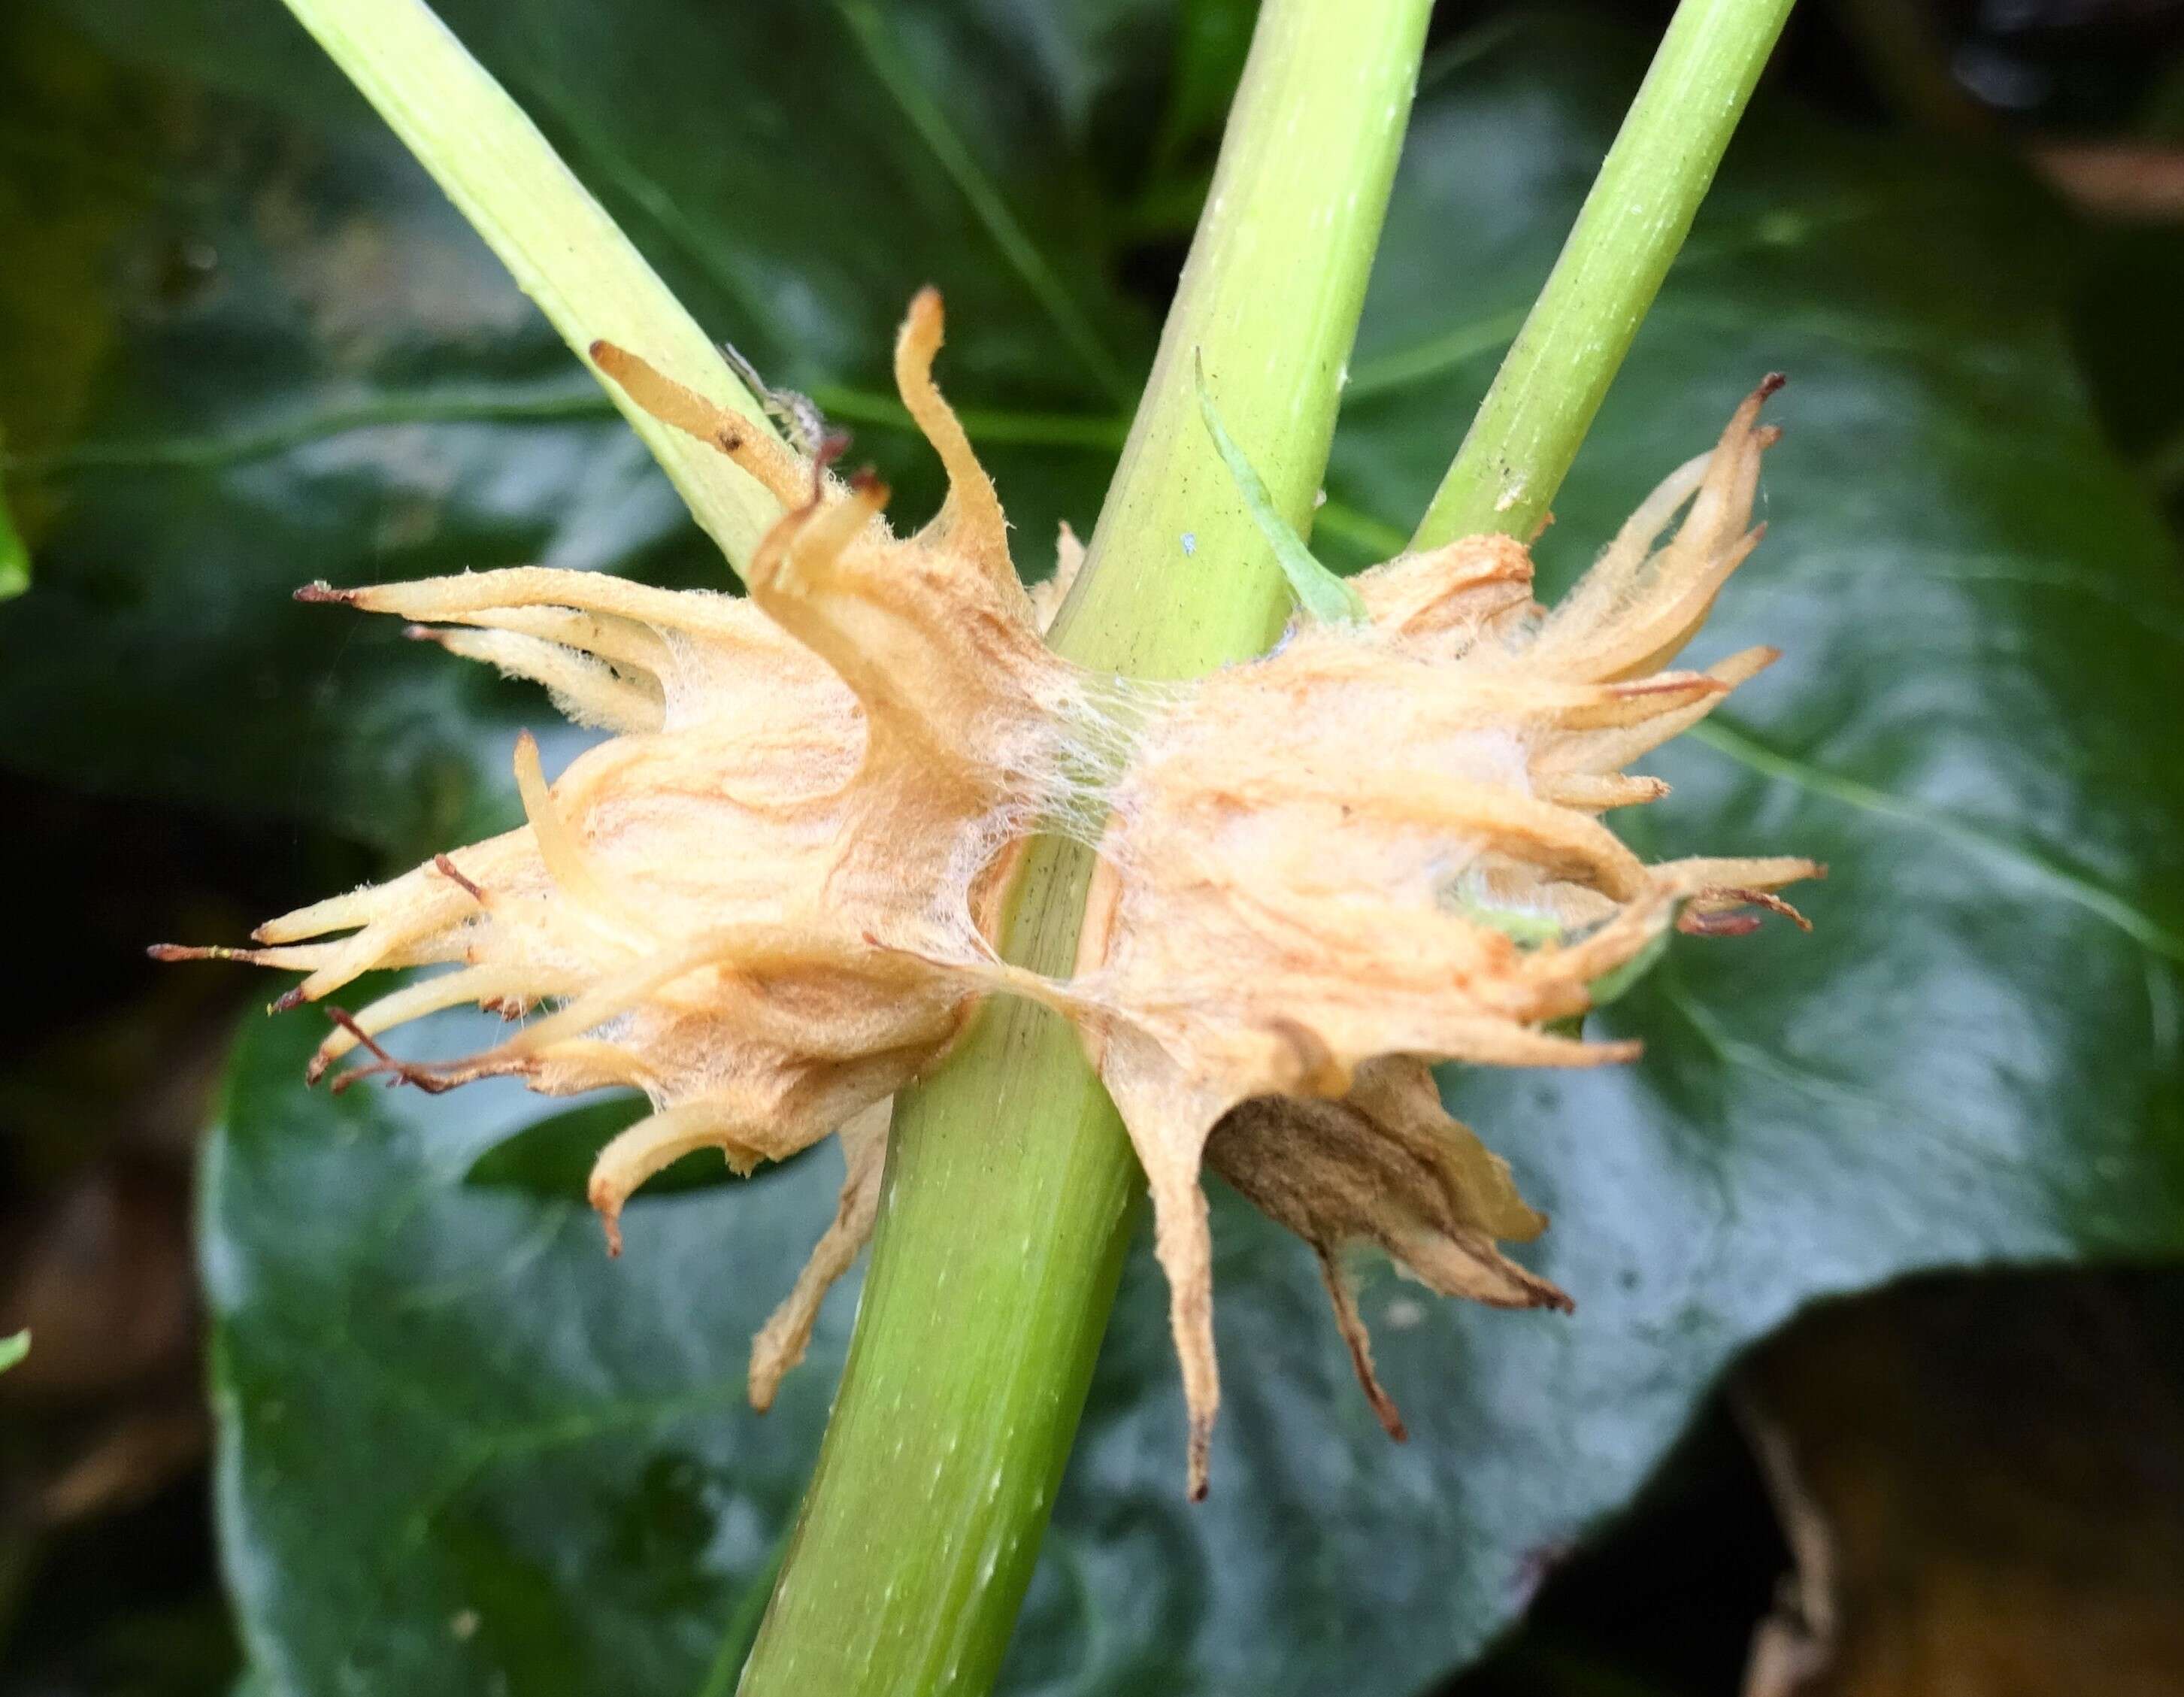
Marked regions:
[590,341,644,389]
[585,1168,627,1258]
[294,581,351,604]
[1186,1420,1213,1502]
[433,854,486,903]
[270,986,308,1014]
[150,942,277,969]
[1758,371,1788,399]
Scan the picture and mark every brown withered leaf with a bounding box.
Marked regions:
[1740,1274,2184,1697]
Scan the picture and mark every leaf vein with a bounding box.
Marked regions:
[1693,717,2184,962]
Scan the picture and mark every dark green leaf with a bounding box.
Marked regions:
[204,1008,844,1696]
[464,1095,790,1205]
[0,1,677,859]
[0,0,1160,857]
[15,3,2177,1694]
[2068,223,2184,535]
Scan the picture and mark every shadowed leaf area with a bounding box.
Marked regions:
[2,2,2182,1695]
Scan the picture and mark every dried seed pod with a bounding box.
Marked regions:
[154,291,1095,1406]
[1204,1056,1566,1444]
[964,380,1819,1495]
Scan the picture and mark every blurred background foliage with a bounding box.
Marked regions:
[3,0,2184,1692]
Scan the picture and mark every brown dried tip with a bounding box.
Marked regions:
[293,581,351,604]
[432,854,485,902]
[1704,886,1814,932]
[315,1005,397,1089]
[1314,1247,1407,1442]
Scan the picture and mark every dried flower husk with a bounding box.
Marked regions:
[958,379,1819,1495]
[155,290,1098,1408]
[1204,1055,1565,1444]
[159,289,1818,1490]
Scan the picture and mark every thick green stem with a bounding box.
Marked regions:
[736,1,1431,1690]
[275,0,783,569]
[1411,0,1795,547]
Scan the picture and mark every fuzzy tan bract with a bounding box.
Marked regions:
[954,379,1817,1495]
[157,290,1093,1408]
[159,291,1816,1495]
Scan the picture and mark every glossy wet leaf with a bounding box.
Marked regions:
[13,3,2184,1695]
[0,2,677,857]
[204,1010,841,1697]
[0,0,1162,856]
[462,1096,754,1205]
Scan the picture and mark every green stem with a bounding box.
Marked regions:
[1410,0,1795,547]
[0,486,26,602]
[735,0,1431,1690]
[275,0,783,570]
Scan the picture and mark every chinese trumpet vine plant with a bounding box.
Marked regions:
[160,0,1801,1689]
